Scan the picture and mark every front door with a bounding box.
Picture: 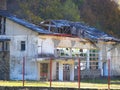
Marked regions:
[40,63,48,80]
[63,64,70,81]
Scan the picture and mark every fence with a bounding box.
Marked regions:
[0,55,120,89]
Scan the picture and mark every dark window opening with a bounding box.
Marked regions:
[21,41,26,51]
[40,63,48,73]
[0,41,9,51]
[0,16,6,35]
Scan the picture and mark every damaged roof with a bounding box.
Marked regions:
[69,21,120,42]
[0,10,51,34]
[42,20,120,42]
[0,10,119,42]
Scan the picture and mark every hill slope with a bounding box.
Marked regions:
[7,0,120,38]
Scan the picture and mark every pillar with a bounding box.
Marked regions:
[52,61,56,80]
[99,50,103,76]
[70,64,74,81]
[37,63,40,80]
[59,62,63,81]
[50,58,52,87]
[87,49,90,69]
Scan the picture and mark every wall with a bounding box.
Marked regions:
[0,51,10,80]
[41,38,54,56]
[110,44,120,76]
[98,42,120,76]
[6,19,39,80]
[6,19,57,80]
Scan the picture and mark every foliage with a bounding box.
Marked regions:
[80,0,120,38]
[60,0,80,21]
[7,0,80,24]
[7,0,120,38]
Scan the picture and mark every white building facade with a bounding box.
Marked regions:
[0,10,120,81]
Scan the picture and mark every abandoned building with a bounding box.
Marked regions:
[0,0,120,81]
[0,9,120,81]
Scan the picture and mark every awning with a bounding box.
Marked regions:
[0,38,10,41]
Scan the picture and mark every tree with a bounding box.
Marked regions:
[7,0,80,24]
[60,0,80,21]
[80,0,120,38]
[7,0,120,38]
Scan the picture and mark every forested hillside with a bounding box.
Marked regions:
[7,0,120,38]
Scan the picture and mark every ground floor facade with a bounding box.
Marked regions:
[9,57,108,81]
[6,55,119,81]
[36,59,108,81]
[8,46,120,81]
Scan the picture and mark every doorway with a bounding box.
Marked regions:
[103,62,108,76]
[40,63,48,80]
[63,64,70,81]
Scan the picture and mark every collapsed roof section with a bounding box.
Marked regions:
[40,20,120,42]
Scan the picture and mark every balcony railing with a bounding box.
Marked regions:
[54,48,87,59]
[37,48,87,59]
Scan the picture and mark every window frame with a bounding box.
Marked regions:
[0,41,9,51]
[89,49,99,70]
[21,41,26,51]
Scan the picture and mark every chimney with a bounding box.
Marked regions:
[0,0,7,10]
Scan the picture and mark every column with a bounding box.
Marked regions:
[70,64,74,81]
[87,49,90,69]
[69,48,72,57]
[99,50,103,76]
[37,63,40,80]
[59,62,63,81]
[52,61,56,80]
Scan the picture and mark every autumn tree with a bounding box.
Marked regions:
[7,0,80,24]
[7,0,120,38]
[80,0,120,38]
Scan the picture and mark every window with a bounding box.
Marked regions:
[89,49,99,69]
[55,48,71,57]
[0,41,9,51]
[0,42,3,51]
[21,41,26,51]
[0,16,6,35]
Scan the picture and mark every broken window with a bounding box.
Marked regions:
[21,41,26,51]
[0,16,6,35]
[89,49,99,69]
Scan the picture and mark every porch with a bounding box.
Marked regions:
[36,58,102,81]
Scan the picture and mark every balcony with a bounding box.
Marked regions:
[36,48,87,60]
[54,48,87,59]
[37,48,87,60]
